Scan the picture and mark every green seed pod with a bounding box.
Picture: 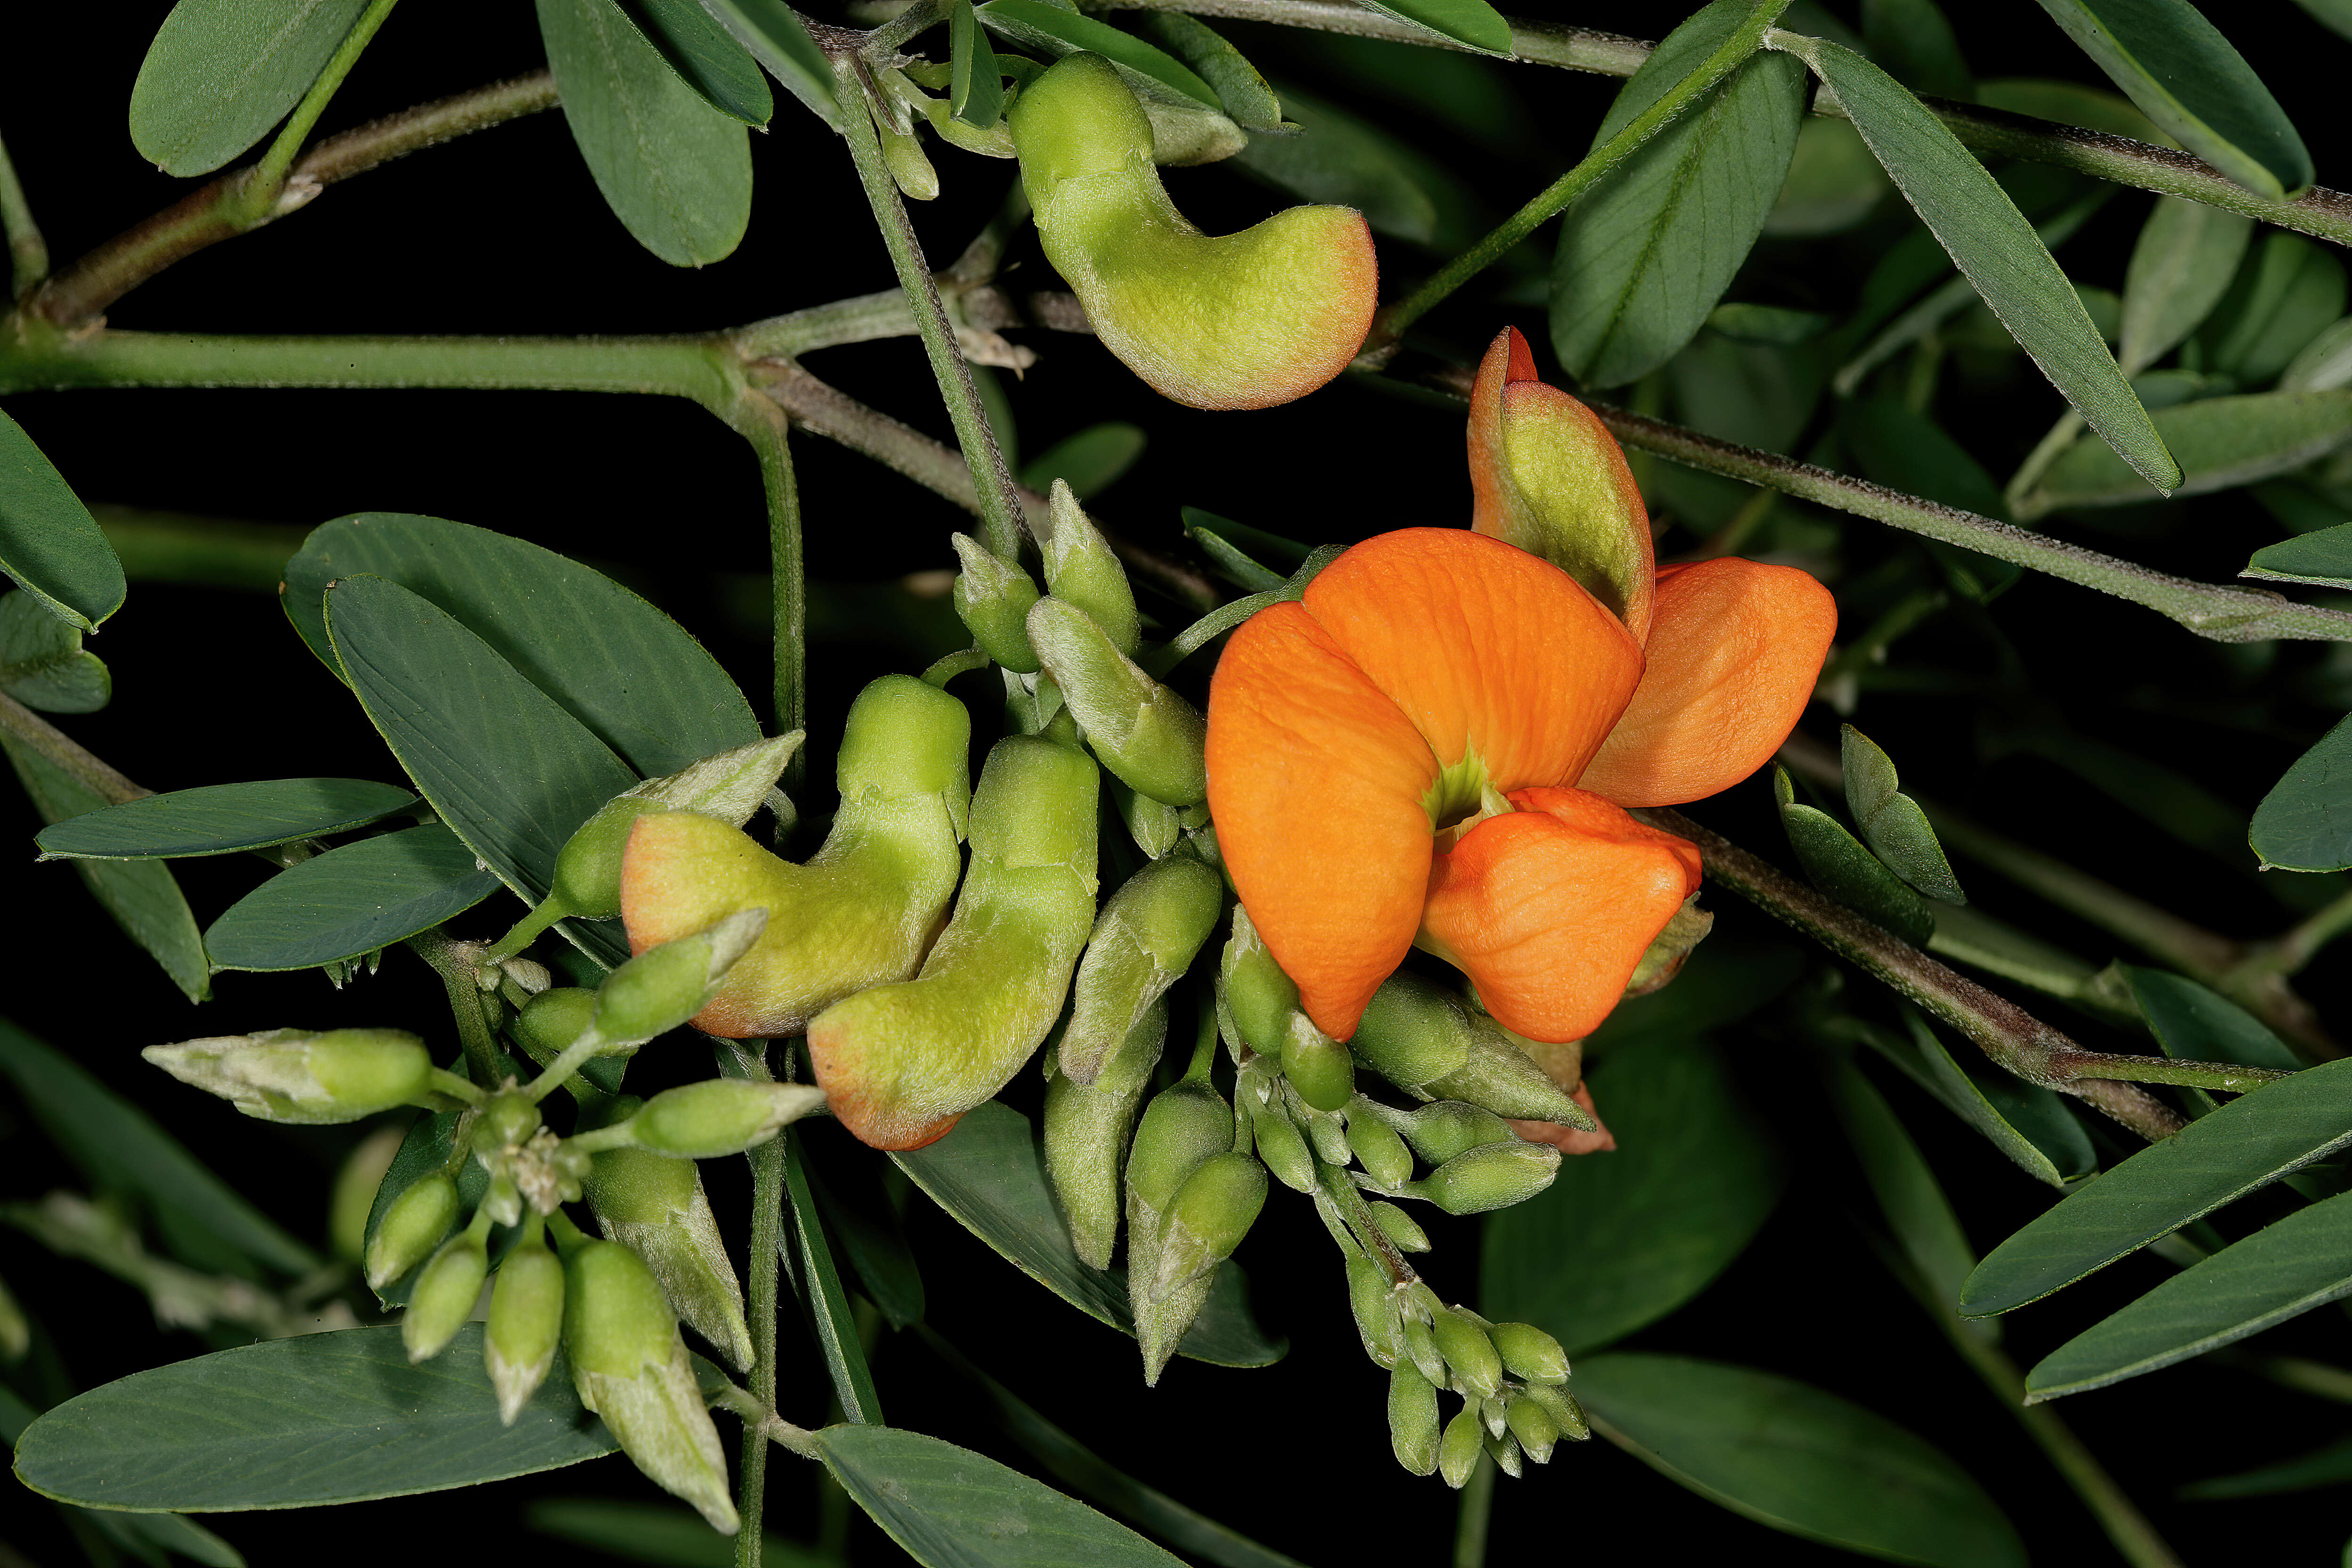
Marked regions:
[1060,854,1222,1084]
[486,1229,565,1424]
[1429,1309,1503,1401]
[1483,1423,1525,1480]
[1438,1407,1485,1490]
[1368,1201,1429,1254]
[582,1109,753,1370]
[593,909,768,1050]
[1345,1100,1414,1190]
[1148,1150,1266,1303]
[1344,1249,1403,1369]
[1246,1097,1315,1193]
[627,1079,828,1159]
[1281,1013,1354,1113]
[366,1171,458,1292]
[1025,595,1207,807]
[1505,1392,1559,1465]
[951,533,1042,674]
[1489,1321,1569,1386]
[1110,777,1181,858]
[810,734,1100,1150]
[145,1028,432,1124]
[1348,973,1474,1090]
[1383,1100,1516,1167]
[512,988,597,1065]
[1419,1010,1597,1130]
[1044,1001,1166,1269]
[1042,480,1141,656]
[1388,1363,1441,1476]
[1408,1139,1561,1216]
[544,734,806,926]
[1399,1311,1449,1391]
[1518,1379,1591,1442]
[403,1225,490,1363]
[563,1238,737,1534]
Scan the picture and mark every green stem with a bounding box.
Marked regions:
[1814,588,1947,707]
[425,1067,486,1106]
[2238,889,2352,981]
[1315,1160,1418,1287]
[921,646,992,686]
[1637,806,2190,1142]
[833,57,1027,561]
[92,506,312,591]
[1144,591,1274,674]
[1451,1454,1495,1568]
[729,399,808,803]
[740,1059,784,1568]
[2004,408,2087,509]
[1370,0,1791,350]
[524,1028,616,1103]
[1088,0,1651,76]
[0,127,46,299]
[407,931,506,1085]
[861,0,944,57]
[237,0,403,221]
[0,691,146,805]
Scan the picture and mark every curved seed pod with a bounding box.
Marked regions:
[810,735,1099,1150]
[951,533,1042,674]
[1026,596,1207,807]
[1007,52,1376,411]
[1407,1139,1561,1216]
[1060,854,1221,1084]
[145,1028,431,1125]
[621,676,972,1039]
[486,1229,565,1424]
[1389,1363,1441,1476]
[1044,1000,1168,1269]
[583,1107,753,1371]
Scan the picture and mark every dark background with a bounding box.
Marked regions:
[6,2,2352,1564]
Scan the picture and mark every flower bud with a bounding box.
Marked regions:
[1407,1139,1561,1216]
[1625,892,1713,997]
[627,1079,828,1159]
[621,675,972,1038]
[593,909,768,1050]
[1419,1009,1596,1130]
[1146,1150,1266,1303]
[472,1089,541,1157]
[512,987,597,1065]
[144,1028,431,1124]
[1245,1097,1315,1193]
[1345,1100,1413,1190]
[563,1238,737,1534]
[1368,1200,1429,1254]
[1505,1392,1559,1465]
[1429,1308,1503,1401]
[950,533,1042,674]
[1060,854,1221,1084]
[1219,907,1300,1060]
[1438,1406,1485,1489]
[1280,1012,1353,1114]
[404,1225,490,1363]
[1388,1363,1441,1476]
[1042,480,1141,656]
[1348,973,1473,1090]
[810,735,1099,1150]
[330,1126,405,1266]
[583,1114,752,1370]
[1489,1321,1569,1386]
[1375,1100,1515,1167]
[1124,1077,1234,1379]
[1007,52,1374,411]
[1345,1249,1403,1369]
[546,735,806,924]
[486,1228,565,1424]
[1484,1423,1524,1480]
[1517,1378,1591,1442]
[1044,1002,1165,1269]
[1026,596,1207,808]
[1399,1311,1449,1391]
[1109,777,1181,859]
[366,1171,459,1292]
[1290,1086,1352,1168]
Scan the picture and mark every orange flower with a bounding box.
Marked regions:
[1205,329,1836,1046]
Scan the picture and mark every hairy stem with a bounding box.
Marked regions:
[0,692,145,806]
[1372,0,1792,350]
[740,1067,785,1568]
[406,931,505,1085]
[0,128,46,299]
[238,0,404,219]
[729,399,808,803]
[1639,805,2191,1141]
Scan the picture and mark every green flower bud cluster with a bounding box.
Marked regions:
[1376,1285,1585,1486]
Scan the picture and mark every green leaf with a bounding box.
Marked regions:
[1773,767,1937,946]
[1838,399,2019,597]
[804,1159,925,1331]
[0,410,125,632]
[325,574,639,964]
[2182,1434,2352,1500]
[976,2,1218,111]
[1823,1056,1980,1315]
[537,0,753,266]
[1552,6,1804,389]
[1182,516,1290,594]
[1577,1354,2025,1566]
[1963,1056,2352,1316]
[2118,197,2254,375]
[285,514,759,779]
[92,1511,246,1568]
[2246,520,2352,588]
[13,1325,651,1510]
[2126,967,2302,1072]
[1706,303,1830,345]
[1018,424,1147,501]
[1348,0,1511,55]
[891,1102,1284,1368]
[1231,82,1481,250]
[127,0,370,176]
[1792,38,2179,493]
[0,590,110,713]
[690,0,839,128]
[1841,726,1965,902]
[2252,714,2352,873]
[1863,1011,2095,1188]
[2198,232,2349,386]
[1130,13,1281,134]
[945,0,1005,128]
[34,778,417,860]
[623,0,773,124]
[813,1424,1184,1568]
[1763,118,1888,237]
[2028,0,2312,198]
[2026,1188,2352,1400]
[1481,1037,1783,1356]
[204,825,501,972]
[2282,318,2352,393]
[1974,76,2164,140]
[780,1125,882,1424]
[3,741,209,1003]
[0,1017,318,1276]
[2020,390,2352,514]
[527,1500,835,1568]
[1860,0,1972,99]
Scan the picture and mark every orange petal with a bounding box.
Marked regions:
[1206,600,1438,1039]
[1466,327,1655,643]
[1299,528,1642,794]
[1417,786,1701,1043]
[1576,558,1838,807]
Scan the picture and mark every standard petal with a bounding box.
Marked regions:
[1207,601,1439,1040]
[1300,528,1642,796]
[1417,787,1701,1044]
[1576,557,1838,807]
